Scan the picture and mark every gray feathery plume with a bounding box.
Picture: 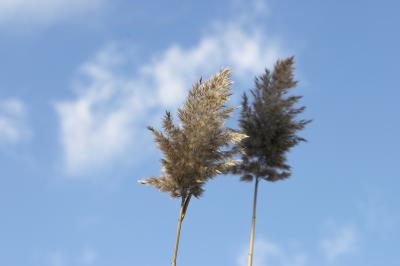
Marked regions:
[231,57,311,266]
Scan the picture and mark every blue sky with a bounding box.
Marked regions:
[1,0,399,265]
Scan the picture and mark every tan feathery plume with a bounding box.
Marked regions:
[138,68,245,266]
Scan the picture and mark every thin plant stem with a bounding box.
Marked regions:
[171,194,192,266]
[248,177,259,266]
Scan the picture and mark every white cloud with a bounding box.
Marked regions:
[55,22,285,176]
[141,23,282,107]
[0,0,105,28]
[237,239,307,266]
[55,45,149,176]
[320,225,358,262]
[0,99,27,144]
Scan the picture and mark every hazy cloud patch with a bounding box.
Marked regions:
[46,248,98,266]
[0,98,28,144]
[0,0,106,29]
[320,224,358,262]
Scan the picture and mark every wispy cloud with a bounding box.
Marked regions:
[46,251,65,266]
[320,224,358,262]
[0,99,28,144]
[237,224,359,266]
[237,238,307,266]
[0,0,105,29]
[55,20,285,176]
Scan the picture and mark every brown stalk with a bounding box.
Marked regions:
[247,176,259,266]
[171,194,192,266]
